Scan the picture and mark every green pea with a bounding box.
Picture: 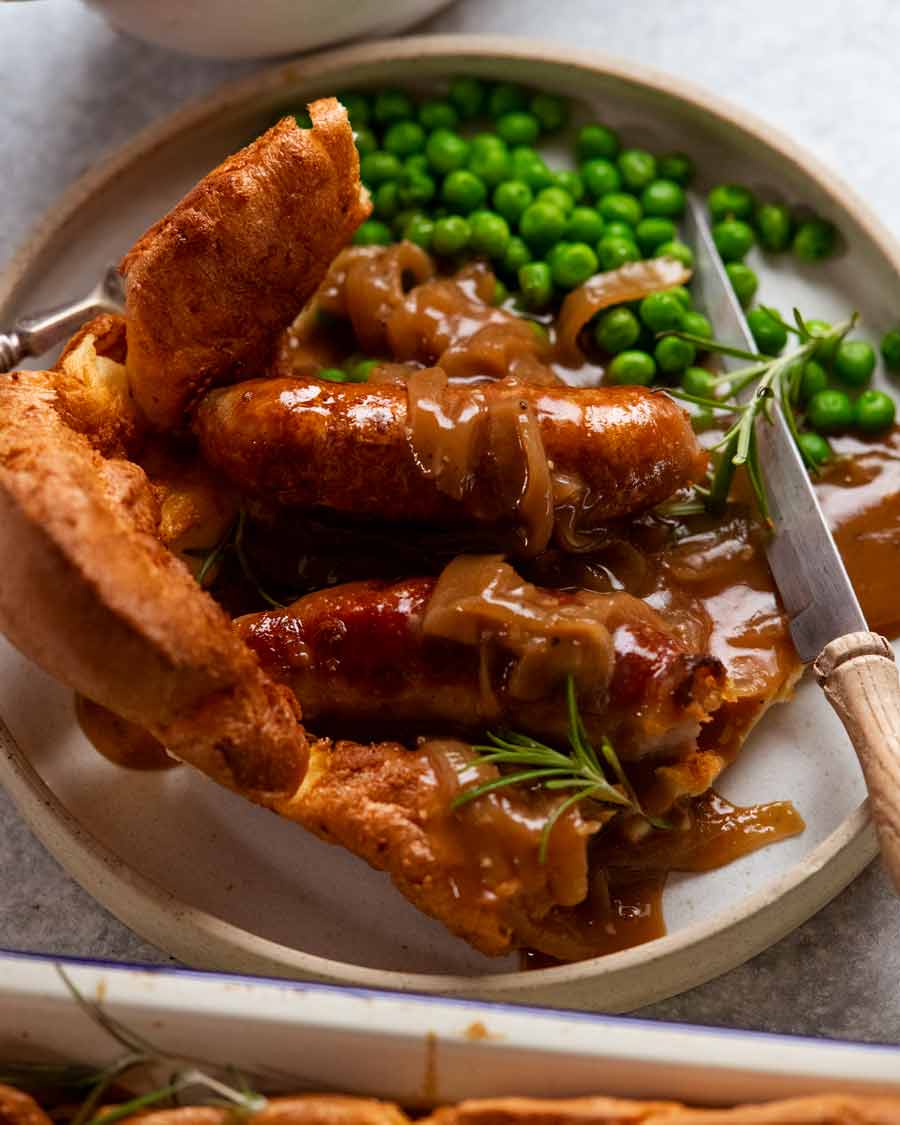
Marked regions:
[797,431,833,467]
[403,213,434,250]
[488,82,528,118]
[352,219,393,246]
[373,181,401,220]
[641,179,686,218]
[690,406,717,433]
[566,206,605,245]
[654,240,694,268]
[442,169,487,213]
[855,389,897,434]
[537,186,575,214]
[655,335,696,374]
[881,328,900,372]
[469,143,511,187]
[608,350,656,386]
[553,170,585,202]
[353,126,378,158]
[597,236,641,271]
[502,235,532,276]
[468,210,511,259]
[635,217,677,255]
[639,291,684,333]
[550,242,599,289]
[418,98,459,131]
[448,76,486,119]
[518,261,554,309]
[657,152,695,186]
[755,202,793,252]
[708,184,755,222]
[497,111,540,146]
[337,92,371,126]
[529,91,568,131]
[398,169,436,208]
[594,307,641,354]
[834,339,876,387]
[805,319,838,366]
[432,215,471,256]
[491,278,508,306]
[347,357,380,382]
[360,151,402,186]
[747,307,787,356]
[577,123,620,161]
[800,360,829,403]
[681,366,716,397]
[682,311,713,340]
[493,180,534,223]
[392,208,418,236]
[713,219,755,262]
[318,367,349,382]
[667,285,693,310]
[519,201,567,251]
[793,218,837,261]
[807,388,854,432]
[599,192,643,227]
[383,120,426,157]
[510,146,554,190]
[617,149,657,193]
[470,131,505,154]
[425,129,470,174]
[374,89,414,125]
[580,158,621,199]
[725,262,758,308]
[603,221,635,242]
[404,153,429,175]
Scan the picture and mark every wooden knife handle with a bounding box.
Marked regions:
[814,631,900,892]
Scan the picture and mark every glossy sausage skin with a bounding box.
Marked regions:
[194,376,707,526]
[237,576,725,761]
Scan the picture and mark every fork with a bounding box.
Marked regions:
[0,265,125,374]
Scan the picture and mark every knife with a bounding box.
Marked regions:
[684,196,900,891]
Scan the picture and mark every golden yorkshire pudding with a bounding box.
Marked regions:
[0,368,307,801]
[121,99,370,431]
[8,1083,900,1125]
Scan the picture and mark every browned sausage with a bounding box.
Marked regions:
[194,375,707,531]
[237,564,724,762]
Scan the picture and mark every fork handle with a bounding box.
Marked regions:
[815,631,900,892]
[0,332,25,374]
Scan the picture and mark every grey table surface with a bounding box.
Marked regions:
[3,0,900,1044]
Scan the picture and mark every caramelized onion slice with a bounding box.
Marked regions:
[422,553,618,701]
[406,370,555,554]
[557,257,692,365]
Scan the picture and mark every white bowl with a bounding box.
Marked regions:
[82,0,455,60]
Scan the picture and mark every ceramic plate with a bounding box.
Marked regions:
[1,35,897,1011]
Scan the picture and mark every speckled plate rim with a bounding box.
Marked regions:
[0,34,892,1011]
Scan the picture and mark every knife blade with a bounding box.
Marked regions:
[683,197,867,662]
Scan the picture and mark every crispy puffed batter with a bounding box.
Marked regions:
[121,98,370,430]
[0,371,307,801]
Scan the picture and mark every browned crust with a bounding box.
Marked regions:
[121,99,370,431]
[113,1098,408,1125]
[0,371,306,800]
[426,1096,900,1123]
[75,1093,900,1125]
[0,1084,54,1125]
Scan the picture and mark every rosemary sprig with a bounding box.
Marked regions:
[191,509,287,608]
[50,967,267,1124]
[452,676,660,862]
[665,311,856,518]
